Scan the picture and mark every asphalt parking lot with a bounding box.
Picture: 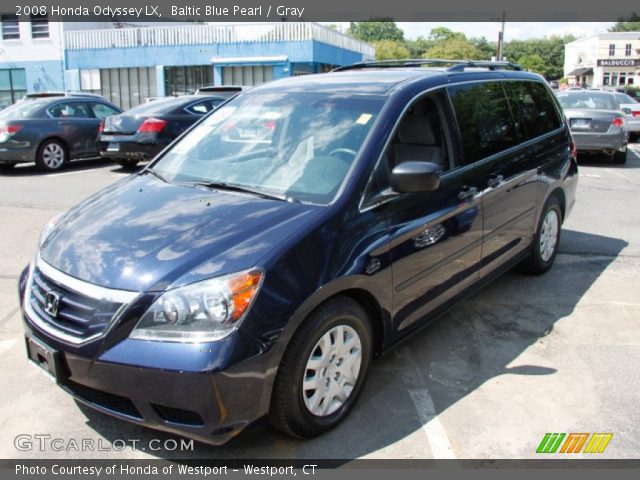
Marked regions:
[0,150,639,460]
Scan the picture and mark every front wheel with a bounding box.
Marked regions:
[521,197,562,275]
[269,297,373,438]
[36,139,67,171]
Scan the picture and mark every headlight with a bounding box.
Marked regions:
[39,213,64,248]
[130,269,263,343]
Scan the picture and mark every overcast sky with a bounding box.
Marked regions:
[331,22,615,41]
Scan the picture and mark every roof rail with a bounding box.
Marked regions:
[332,59,522,72]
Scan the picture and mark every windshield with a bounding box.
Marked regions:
[556,92,617,110]
[150,92,385,205]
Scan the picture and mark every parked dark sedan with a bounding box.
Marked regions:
[0,97,121,171]
[98,95,225,169]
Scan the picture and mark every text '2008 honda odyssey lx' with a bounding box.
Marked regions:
[19,60,577,445]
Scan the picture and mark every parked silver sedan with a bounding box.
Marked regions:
[556,90,628,164]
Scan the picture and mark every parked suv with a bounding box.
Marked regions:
[19,60,577,445]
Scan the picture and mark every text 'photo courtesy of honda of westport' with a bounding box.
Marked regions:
[19,60,578,445]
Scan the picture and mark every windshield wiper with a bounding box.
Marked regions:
[190,181,299,203]
[142,168,168,183]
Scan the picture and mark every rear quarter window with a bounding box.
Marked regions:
[448,81,520,165]
[507,81,563,139]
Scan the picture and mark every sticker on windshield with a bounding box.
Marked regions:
[356,113,373,125]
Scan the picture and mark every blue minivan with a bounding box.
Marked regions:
[19,60,578,444]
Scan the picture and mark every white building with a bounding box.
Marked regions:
[564,32,640,88]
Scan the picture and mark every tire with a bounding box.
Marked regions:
[115,159,139,170]
[521,197,563,275]
[36,139,67,172]
[612,150,627,164]
[269,297,373,438]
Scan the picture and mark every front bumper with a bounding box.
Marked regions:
[19,265,274,446]
[571,129,628,153]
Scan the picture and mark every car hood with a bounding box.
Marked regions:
[40,173,323,292]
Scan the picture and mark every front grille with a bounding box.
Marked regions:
[29,267,123,340]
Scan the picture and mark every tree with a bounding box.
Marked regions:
[517,54,547,75]
[373,40,410,60]
[427,27,466,42]
[423,39,483,60]
[503,35,575,79]
[348,19,404,42]
[609,13,640,32]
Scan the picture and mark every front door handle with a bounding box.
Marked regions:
[487,174,504,188]
[458,186,478,201]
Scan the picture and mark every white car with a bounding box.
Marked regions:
[614,92,640,140]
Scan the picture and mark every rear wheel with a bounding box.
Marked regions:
[612,149,627,164]
[36,139,67,172]
[115,159,139,170]
[522,197,562,275]
[269,297,372,438]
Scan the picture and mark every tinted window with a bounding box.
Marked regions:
[448,82,519,165]
[124,97,193,115]
[48,102,91,118]
[89,102,120,118]
[185,100,219,115]
[508,81,563,139]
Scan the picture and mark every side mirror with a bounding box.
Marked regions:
[390,161,441,193]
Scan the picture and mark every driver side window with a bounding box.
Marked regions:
[374,92,452,191]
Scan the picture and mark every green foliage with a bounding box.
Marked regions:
[348,19,404,42]
[423,39,483,60]
[373,40,410,60]
[609,13,640,31]
[503,35,576,79]
[517,54,547,75]
[343,24,577,80]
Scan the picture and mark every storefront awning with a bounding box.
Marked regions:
[568,68,594,76]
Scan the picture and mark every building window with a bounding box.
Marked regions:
[625,44,632,56]
[620,72,627,85]
[609,44,616,56]
[1,14,19,40]
[80,69,101,93]
[221,66,274,86]
[0,68,27,105]
[80,67,157,110]
[30,14,49,38]
[164,65,213,96]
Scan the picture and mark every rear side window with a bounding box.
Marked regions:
[448,81,519,165]
[89,102,120,118]
[48,101,91,119]
[507,82,563,139]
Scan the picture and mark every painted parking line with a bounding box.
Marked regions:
[397,347,457,459]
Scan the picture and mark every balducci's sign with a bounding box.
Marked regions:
[597,59,640,67]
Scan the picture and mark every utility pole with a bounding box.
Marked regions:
[497,12,506,61]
